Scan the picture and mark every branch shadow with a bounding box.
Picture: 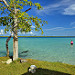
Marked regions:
[18,50,29,57]
[22,68,71,75]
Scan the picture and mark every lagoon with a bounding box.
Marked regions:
[0,37,75,65]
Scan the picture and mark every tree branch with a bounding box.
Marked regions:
[2,0,9,7]
[6,35,12,57]
[0,0,2,2]
[25,8,31,12]
[0,0,14,13]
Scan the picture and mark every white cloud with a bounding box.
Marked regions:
[45,27,64,31]
[8,31,13,35]
[72,27,75,28]
[35,0,75,15]
[1,29,3,34]
[30,31,33,35]
[18,32,25,34]
[18,31,34,35]
[11,32,13,36]
[0,29,4,35]
[45,27,75,31]
[31,25,35,28]
[18,32,21,34]
[0,33,1,35]
[63,4,75,15]
[35,3,61,15]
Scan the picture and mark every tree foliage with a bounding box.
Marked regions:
[0,0,47,34]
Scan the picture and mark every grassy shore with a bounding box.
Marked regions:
[0,57,75,75]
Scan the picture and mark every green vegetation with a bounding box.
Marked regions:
[0,57,75,75]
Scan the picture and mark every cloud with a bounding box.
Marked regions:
[0,29,4,35]
[45,27,75,31]
[11,32,13,36]
[35,3,61,15]
[63,4,75,15]
[17,31,34,35]
[17,32,25,35]
[1,29,3,34]
[22,32,25,34]
[31,25,35,28]
[25,31,34,35]
[45,27,64,31]
[18,32,21,34]
[35,0,75,15]
[70,22,75,25]
[0,33,1,35]
[72,27,75,28]
[30,31,33,35]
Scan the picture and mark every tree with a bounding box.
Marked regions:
[0,0,47,60]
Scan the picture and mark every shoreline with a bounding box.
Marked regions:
[0,56,75,66]
[0,56,75,75]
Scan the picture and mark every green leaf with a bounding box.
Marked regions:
[41,30,44,35]
[24,0,27,2]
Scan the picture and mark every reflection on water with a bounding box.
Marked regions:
[71,44,73,47]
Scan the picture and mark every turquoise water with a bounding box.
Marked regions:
[0,37,75,65]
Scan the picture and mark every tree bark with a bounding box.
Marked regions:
[13,5,18,60]
[0,0,14,13]
[13,32,18,60]
[6,35,12,57]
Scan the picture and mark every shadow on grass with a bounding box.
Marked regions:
[22,68,71,75]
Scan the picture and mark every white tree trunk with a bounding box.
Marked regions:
[13,32,18,60]
[13,5,18,60]
[0,0,18,60]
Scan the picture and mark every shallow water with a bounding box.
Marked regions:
[0,37,75,65]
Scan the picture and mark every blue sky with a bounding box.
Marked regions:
[0,0,75,36]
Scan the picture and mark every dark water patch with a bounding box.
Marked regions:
[20,50,29,54]
[19,54,28,58]
[0,51,6,56]
[19,50,29,58]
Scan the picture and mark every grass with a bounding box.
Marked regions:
[0,57,75,75]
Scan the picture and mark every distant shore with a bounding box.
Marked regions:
[0,36,75,38]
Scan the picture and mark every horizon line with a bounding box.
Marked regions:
[0,36,75,37]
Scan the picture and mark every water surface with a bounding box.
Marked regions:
[0,37,75,65]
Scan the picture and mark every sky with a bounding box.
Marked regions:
[0,0,75,36]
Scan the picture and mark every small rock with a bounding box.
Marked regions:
[6,59,12,64]
[29,65,37,73]
[20,59,27,63]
